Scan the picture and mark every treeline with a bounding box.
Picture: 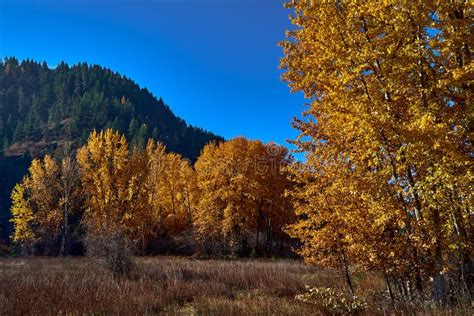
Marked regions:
[281,0,472,306]
[0,58,221,159]
[10,129,295,257]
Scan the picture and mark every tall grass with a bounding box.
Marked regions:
[0,257,470,315]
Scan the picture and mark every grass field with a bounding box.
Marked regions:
[0,257,467,315]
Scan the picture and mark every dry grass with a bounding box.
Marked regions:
[0,257,465,315]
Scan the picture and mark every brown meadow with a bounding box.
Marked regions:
[0,257,373,315]
[1,256,469,315]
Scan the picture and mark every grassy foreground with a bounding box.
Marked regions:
[0,257,465,315]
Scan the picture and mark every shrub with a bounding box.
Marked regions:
[85,231,134,277]
[295,286,368,314]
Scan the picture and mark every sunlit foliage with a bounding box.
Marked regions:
[281,0,472,303]
[194,138,294,256]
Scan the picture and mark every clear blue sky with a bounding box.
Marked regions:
[0,0,305,151]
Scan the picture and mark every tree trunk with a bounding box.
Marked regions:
[341,248,355,300]
[60,214,67,256]
[452,204,473,290]
[431,208,446,305]
[412,247,424,298]
[384,271,395,306]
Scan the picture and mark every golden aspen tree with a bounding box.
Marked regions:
[23,155,63,254]
[10,154,83,255]
[142,140,168,248]
[259,142,294,253]
[193,142,225,251]
[195,139,257,255]
[114,139,199,254]
[77,129,130,235]
[163,154,195,233]
[10,183,35,250]
[122,146,152,251]
[195,138,293,256]
[281,0,472,302]
[58,155,83,256]
[180,157,199,227]
[144,140,198,253]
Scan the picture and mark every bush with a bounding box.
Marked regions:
[85,231,134,277]
[295,286,368,314]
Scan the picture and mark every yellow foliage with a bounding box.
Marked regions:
[10,183,35,245]
[281,0,473,291]
[194,138,294,255]
[77,129,130,233]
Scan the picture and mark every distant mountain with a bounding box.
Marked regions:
[0,57,223,244]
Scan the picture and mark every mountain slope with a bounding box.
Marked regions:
[0,57,223,244]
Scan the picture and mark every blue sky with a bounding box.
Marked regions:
[0,0,305,150]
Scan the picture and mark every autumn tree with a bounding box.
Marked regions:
[77,129,130,235]
[11,130,294,259]
[129,139,198,254]
[58,153,84,255]
[255,142,295,254]
[10,155,83,255]
[26,156,63,254]
[282,0,472,303]
[194,138,294,256]
[10,183,35,253]
[77,131,198,254]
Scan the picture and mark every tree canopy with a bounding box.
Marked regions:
[281,0,472,303]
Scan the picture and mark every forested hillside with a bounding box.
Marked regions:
[0,57,222,244]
